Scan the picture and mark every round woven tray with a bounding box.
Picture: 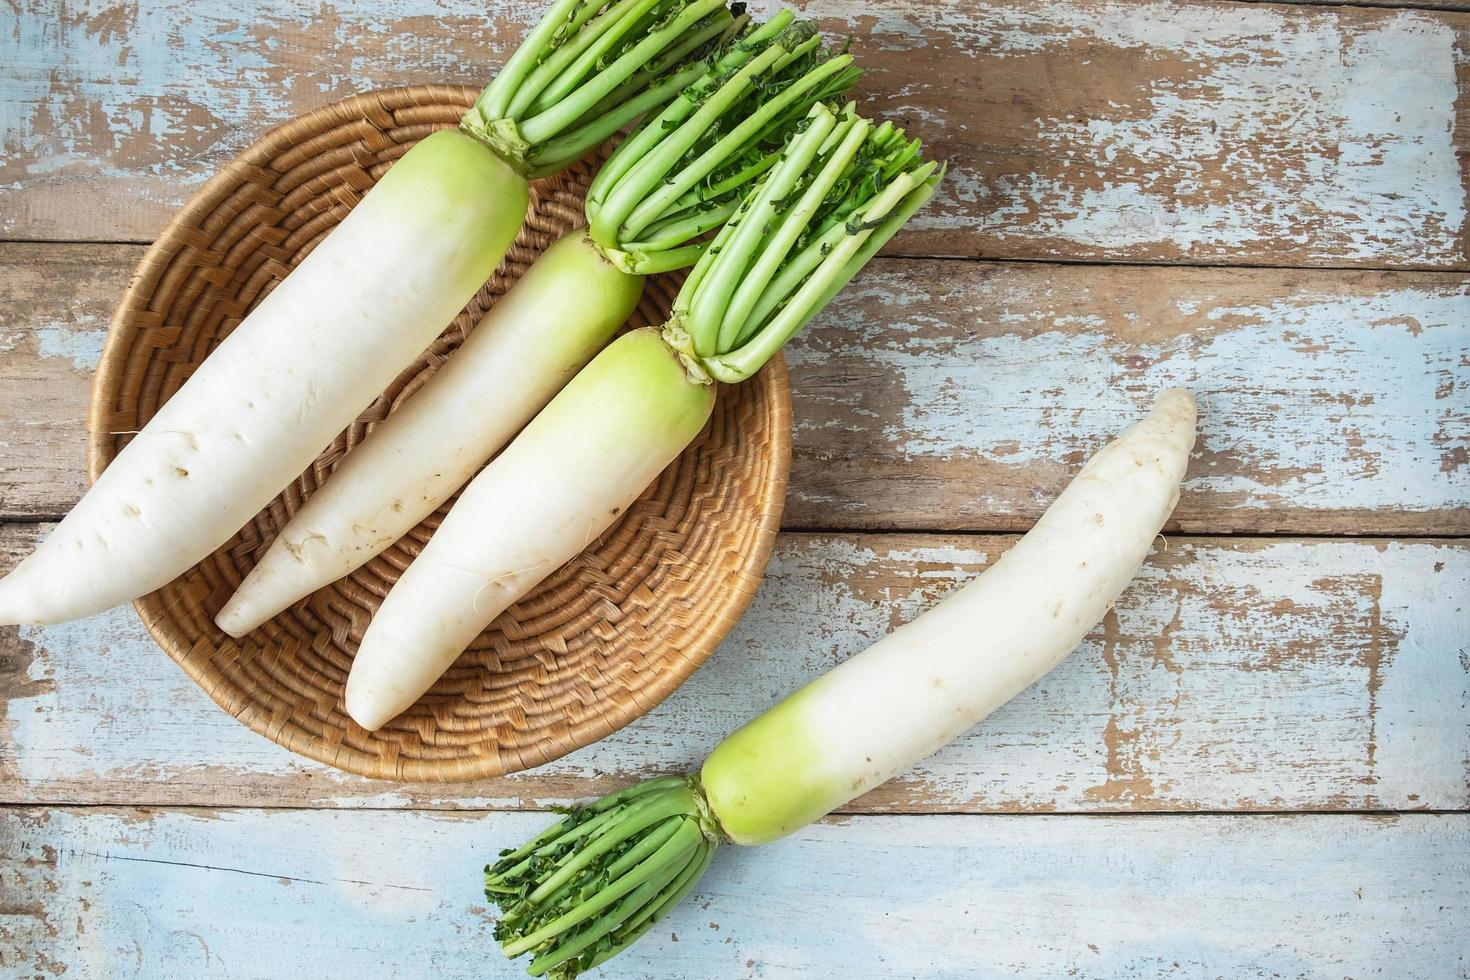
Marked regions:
[90,86,791,782]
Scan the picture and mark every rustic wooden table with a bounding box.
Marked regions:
[3,1,1468,977]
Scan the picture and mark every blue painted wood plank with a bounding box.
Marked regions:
[3,807,1466,979]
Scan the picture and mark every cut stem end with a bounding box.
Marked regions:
[488,775,720,978]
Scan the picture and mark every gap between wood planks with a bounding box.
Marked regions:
[1241,0,1470,11]
[1235,0,1470,11]
[1,802,1464,816]
[10,520,1470,542]
[5,238,1470,277]
[49,849,438,892]
[1,516,1466,541]
[776,526,1470,540]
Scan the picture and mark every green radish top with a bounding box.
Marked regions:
[462,0,741,177]
[488,776,719,978]
[582,10,861,274]
[484,105,940,980]
[663,100,942,382]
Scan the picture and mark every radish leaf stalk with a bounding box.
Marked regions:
[463,0,743,177]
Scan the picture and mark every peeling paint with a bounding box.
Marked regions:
[786,262,1470,529]
[0,0,533,240]
[768,0,1467,265]
[2,0,1465,266]
[34,326,106,372]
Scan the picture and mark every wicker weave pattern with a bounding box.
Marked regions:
[89,87,792,782]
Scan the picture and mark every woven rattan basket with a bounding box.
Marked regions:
[90,86,791,781]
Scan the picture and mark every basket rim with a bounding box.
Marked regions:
[91,84,793,783]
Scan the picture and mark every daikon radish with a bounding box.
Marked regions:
[487,388,1197,977]
[346,103,940,729]
[216,13,858,636]
[213,230,643,637]
[347,327,717,730]
[0,0,737,626]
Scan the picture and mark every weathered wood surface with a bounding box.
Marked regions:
[3,243,1466,533]
[792,260,1470,533]
[0,245,116,520]
[4,0,1467,268]
[4,526,1465,812]
[3,806,1467,979]
[4,0,1468,972]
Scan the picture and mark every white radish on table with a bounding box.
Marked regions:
[216,13,859,637]
[0,0,739,627]
[487,387,1198,977]
[344,102,942,731]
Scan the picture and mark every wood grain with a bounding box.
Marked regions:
[3,806,1467,979]
[3,0,1467,268]
[791,259,1470,533]
[4,1,1466,974]
[3,243,1465,533]
[3,526,1465,812]
[0,245,122,518]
